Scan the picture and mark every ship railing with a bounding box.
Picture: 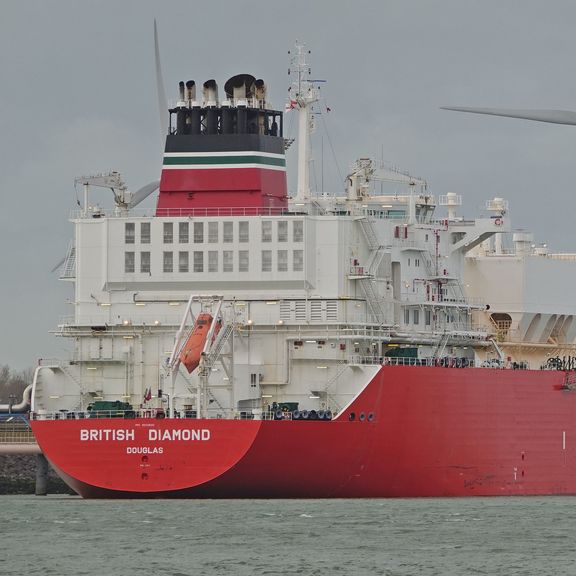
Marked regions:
[37,358,67,367]
[30,408,169,421]
[237,410,336,421]
[167,96,269,110]
[57,314,185,329]
[70,207,314,219]
[479,359,530,370]
[429,218,477,227]
[0,415,36,444]
[30,408,341,422]
[350,355,477,368]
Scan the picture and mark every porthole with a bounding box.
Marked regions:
[349,412,356,421]
[359,412,366,421]
[367,413,374,422]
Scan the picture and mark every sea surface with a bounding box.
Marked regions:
[1,495,575,575]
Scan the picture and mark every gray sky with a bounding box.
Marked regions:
[2,0,576,369]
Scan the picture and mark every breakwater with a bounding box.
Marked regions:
[0,454,74,495]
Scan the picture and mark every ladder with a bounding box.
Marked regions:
[60,243,76,279]
[355,216,387,323]
[360,278,387,324]
[432,331,450,359]
[202,323,234,368]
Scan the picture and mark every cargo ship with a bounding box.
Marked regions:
[29,43,576,498]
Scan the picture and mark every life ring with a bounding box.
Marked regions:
[494,217,503,226]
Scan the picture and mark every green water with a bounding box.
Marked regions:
[1,495,574,575]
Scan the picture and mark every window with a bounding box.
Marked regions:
[179,222,189,243]
[425,310,431,326]
[278,221,288,242]
[278,250,288,272]
[404,308,410,324]
[293,250,303,272]
[208,251,218,272]
[125,251,135,273]
[193,251,203,273]
[293,220,303,242]
[262,250,272,272]
[239,221,249,243]
[193,222,204,243]
[125,223,135,244]
[163,222,173,243]
[223,222,233,243]
[140,222,150,244]
[413,309,419,325]
[140,251,150,274]
[208,221,218,243]
[239,250,249,272]
[163,251,173,273]
[261,220,272,242]
[223,250,233,272]
[178,251,189,273]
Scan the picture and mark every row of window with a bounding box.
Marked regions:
[124,220,304,245]
[403,308,461,326]
[124,250,304,274]
[404,308,432,326]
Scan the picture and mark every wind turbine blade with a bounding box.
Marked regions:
[441,107,576,126]
[50,257,66,274]
[128,180,160,209]
[154,20,168,146]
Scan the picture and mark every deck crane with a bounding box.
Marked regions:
[74,171,159,214]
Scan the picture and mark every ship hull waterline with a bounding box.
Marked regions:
[30,365,576,498]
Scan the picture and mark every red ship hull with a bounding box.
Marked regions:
[30,366,576,498]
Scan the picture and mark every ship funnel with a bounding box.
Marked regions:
[203,80,218,106]
[176,81,187,133]
[186,80,196,103]
[224,74,256,103]
[254,79,267,106]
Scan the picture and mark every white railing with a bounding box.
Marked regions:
[71,207,305,219]
[31,407,165,421]
[29,407,336,422]
[350,355,477,368]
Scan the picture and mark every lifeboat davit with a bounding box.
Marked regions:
[179,313,221,373]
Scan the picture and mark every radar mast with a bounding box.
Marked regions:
[289,42,318,202]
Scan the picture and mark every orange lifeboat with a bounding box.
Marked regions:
[179,313,221,373]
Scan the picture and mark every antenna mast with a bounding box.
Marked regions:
[289,42,318,202]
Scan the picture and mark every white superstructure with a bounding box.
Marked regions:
[33,158,517,420]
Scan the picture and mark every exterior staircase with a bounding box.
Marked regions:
[60,242,76,280]
[355,216,387,324]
